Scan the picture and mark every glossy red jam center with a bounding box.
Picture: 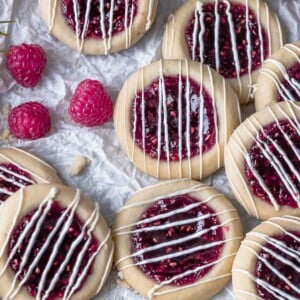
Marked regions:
[131,194,224,286]
[255,231,300,300]
[278,62,300,102]
[0,163,33,203]
[185,2,269,78]
[8,202,98,299]
[245,120,300,208]
[61,0,138,39]
[131,75,217,161]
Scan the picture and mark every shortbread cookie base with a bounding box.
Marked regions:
[162,0,285,104]
[113,180,243,300]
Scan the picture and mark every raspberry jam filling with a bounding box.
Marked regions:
[0,163,33,203]
[255,232,300,300]
[245,120,300,208]
[131,75,217,161]
[61,0,138,39]
[8,202,98,299]
[278,62,300,102]
[131,195,224,286]
[185,2,269,78]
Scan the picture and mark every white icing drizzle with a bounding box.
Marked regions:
[227,102,300,216]
[185,0,284,102]
[214,0,220,72]
[153,273,232,298]
[160,60,171,178]
[234,216,300,300]
[49,0,58,32]
[113,208,236,236]
[0,150,53,204]
[243,119,299,205]
[234,269,296,300]
[223,0,242,98]
[141,67,148,173]
[9,147,56,170]
[178,61,183,178]
[256,0,264,66]
[275,15,284,48]
[44,0,156,54]
[184,60,192,177]
[192,0,246,98]
[198,63,204,178]
[245,0,252,102]
[146,0,155,31]
[206,65,221,169]
[0,152,47,183]
[164,15,175,59]
[118,184,218,212]
[265,2,272,54]
[148,254,236,299]
[115,184,241,298]
[260,44,300,102]
[107,0,116,53]
[0,187,111,299]
[126,59,222,179]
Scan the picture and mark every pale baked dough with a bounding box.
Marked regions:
[232,215,300,300]
[113,180,243,300]
[71,155,91,176]
[0,147,61,184]
[225,101,300,220]
[114,59,241,180]
[39,0,158,55]
[0,183,114,300]
[255,40,300,111]
[162,0,285,105]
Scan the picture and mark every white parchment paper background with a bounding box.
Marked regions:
[0,0,299,299]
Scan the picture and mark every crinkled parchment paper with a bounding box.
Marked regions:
[0,0,299,299]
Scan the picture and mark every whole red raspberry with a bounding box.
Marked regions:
[68,79,113,127]
[6,43,47,88]
[8,101,51,140]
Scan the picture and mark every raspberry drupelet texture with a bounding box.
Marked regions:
[6,43,47,88]
[68,79,113,127]
[8,101,51,140]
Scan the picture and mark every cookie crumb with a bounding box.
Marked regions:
[71,155,91,176]
[116,278,130,289]
[1,103,11,118]
[0,129,11,140]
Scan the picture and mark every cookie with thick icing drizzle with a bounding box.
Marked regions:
[225,101,300,220]
[39,0,158,55]
[113,180,243,300]
[0,147,61,205]
[162,0,285,105]
[255,40,300,111]
[114,59,241,180]
[0,184,113,300]
[233,215,300,300]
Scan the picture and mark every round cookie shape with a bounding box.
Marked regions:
[225,101,300,220]
[39,0,158,55]
[114,59,241,180]
[255,41,300,111]
[0,184,114,300]
[113,180,243,300]
[232,215,300,300]
[162,0,285,105]
[0,147,61,204]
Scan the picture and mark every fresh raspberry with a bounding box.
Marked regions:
[6,43,47,88]
[8,101,51,140]
[68,79,113,127]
